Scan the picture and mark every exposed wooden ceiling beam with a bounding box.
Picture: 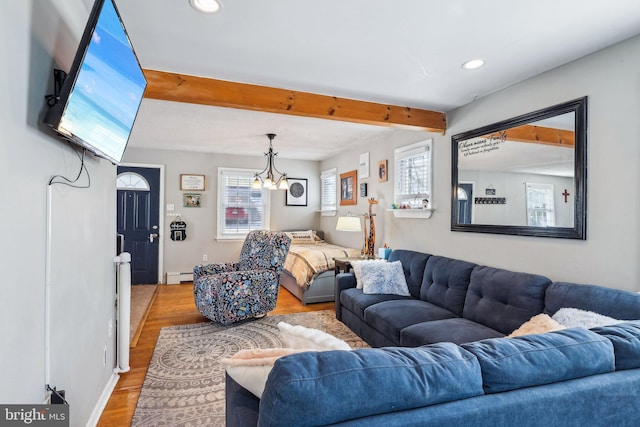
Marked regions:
[142,69,447,133]
[485,124,574,148]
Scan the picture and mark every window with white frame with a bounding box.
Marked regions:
[394,140,433,208]
[526,183,555,227]
[217,168,270,239]
[320,168,337,215]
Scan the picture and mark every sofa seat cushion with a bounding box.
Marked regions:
[340,288,411,320]
[258,344,484,427]
[463,265,551,335]
[592,321,640,370]
[364,300,458,345]
[420,256,476,316]
[462,328,615,394]
[400,317,504,347]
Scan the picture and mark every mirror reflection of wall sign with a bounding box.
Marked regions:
[184,193,201,207]
[285,178,308,206]
[170,218,187,241]
[458,134,506,157]
[475,197,506,204]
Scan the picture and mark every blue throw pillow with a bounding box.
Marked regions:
[592,320,640,370]
[259,344,484,427]
[461,328,615,394]
[361,260,410,296]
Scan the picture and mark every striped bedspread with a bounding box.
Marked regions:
[284,242,361,290]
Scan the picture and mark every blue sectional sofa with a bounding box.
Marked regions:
[225,249,640,426]
[336,250,640,346]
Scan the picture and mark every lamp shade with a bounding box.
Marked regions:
[336,216,362,232]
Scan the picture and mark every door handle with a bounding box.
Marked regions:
[149,233,159,243]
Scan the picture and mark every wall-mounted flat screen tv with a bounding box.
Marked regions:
[44,0,147,164]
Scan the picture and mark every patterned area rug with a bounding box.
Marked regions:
[132,310,368,426]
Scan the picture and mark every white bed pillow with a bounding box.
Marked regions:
[277,322,352,350]
[285,230,317,244]
[351,259,387,289]
[552,307,622,329]
[361,260,410,296]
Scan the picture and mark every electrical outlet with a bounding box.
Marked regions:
[202,254,208,262]
[103,346,107,366]
[108,319,113,337]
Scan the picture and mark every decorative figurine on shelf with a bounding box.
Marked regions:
[364,198,378,257]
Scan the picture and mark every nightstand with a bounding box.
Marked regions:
[334,256,375,274]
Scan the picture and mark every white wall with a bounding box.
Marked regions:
[459,170,574,226]
[322,34,640,291]
[123,148,321,274]
[1,1,118,425]
[319,131,432,250]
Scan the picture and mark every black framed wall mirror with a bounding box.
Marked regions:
[451,97,587,239]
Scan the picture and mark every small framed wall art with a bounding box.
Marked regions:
[180,174,205,191]
[340,170,357,206]
[359,152,370,179]
[286,178,308,206]
[184,193,201,207]
[378,160,388,182]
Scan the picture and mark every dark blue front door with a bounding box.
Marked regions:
[458,183,473,224]
[117,166,160,284]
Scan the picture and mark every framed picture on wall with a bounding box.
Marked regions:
[286,178,308,206]
[378,160,388,182]
[180,174,205,191]
[340,170,357,206]
[184,193,201,207]
[359,152,370,179]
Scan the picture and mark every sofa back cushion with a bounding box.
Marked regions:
[592,321,640,370]
[463,266,551,334]
[388,250,431,298]
[545,281,640,320]
[258,343,484,427]
[461,328,615,394]
[420,256,476,316]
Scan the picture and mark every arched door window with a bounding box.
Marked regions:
[116,172,150,191]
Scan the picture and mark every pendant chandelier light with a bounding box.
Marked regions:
[252,133,289,190]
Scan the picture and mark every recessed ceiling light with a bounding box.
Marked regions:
[462,59,485,70]
[190,0,222,13]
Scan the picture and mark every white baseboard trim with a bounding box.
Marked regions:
[85,372,120,427]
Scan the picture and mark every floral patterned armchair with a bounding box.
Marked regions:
[193,230,291,325]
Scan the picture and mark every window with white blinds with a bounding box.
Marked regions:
[394,140,433,206]
[217,168,270,239]
[526,183,555,227]
[320,168,337,215]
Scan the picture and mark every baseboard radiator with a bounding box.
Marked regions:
[166,272,194,284]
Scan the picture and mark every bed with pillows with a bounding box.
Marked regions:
[280,230,360,305]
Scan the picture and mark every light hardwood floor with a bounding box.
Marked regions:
[97,283,334,426]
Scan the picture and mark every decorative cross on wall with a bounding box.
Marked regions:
[562,189,570,203]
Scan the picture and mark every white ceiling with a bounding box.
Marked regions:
[91,0,640,160]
